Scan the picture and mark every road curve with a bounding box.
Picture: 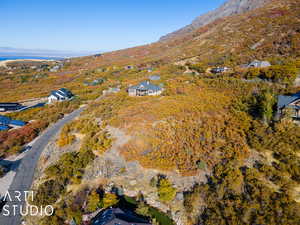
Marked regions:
[0,106,85,225]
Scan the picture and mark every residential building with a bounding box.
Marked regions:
[128,81,163,96]
[0,115,26,129]
[124,65,134,70]
[0,103,24,112]
[211,67,230,74]
[0,125,9,131]
[91,208,151,225]
[247,60,271,68]
[103,87,121,95]
[277,91,300,119]
[149,75,160,81]
[48,88,74,103]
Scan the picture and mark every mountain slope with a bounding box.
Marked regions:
[69,0,299,71]
[160,0,271,41]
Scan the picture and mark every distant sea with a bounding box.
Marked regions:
[0,56,65,61]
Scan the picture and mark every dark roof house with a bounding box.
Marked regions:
[0,103,24,112]
[211,67,229,74]
[91,208,152,225]
[128,81,163,97]
[0,115,26,129]
[0,116,11,125]
[277,91,300,119]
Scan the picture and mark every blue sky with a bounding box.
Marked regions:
[1,0,226,52]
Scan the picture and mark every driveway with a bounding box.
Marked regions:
[0,106,85,225]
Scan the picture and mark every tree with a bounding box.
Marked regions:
[102,193,119,208]
[135,202,150,217]
[258,90,275,123]
[86,190,100,212]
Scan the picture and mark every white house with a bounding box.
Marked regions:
[48,88,74,103]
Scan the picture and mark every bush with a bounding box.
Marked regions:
[157,178,176,202]
[260,65,298,85]
[102,193,119,208]
[34,180,65,206]
[86,190,101,212]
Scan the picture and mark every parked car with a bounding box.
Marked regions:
[21,145,32,153]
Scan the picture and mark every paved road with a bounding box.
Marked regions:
[0,107,85,225]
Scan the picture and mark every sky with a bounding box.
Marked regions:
[1,0,226,52]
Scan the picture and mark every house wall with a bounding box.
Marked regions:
[48,95,58,103]
[128,89,137,96]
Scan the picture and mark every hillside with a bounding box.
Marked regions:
[1,1,300,225]
[67,0,299,71]
[160,0,271,41]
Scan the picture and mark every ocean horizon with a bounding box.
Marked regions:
[0,56,65,61]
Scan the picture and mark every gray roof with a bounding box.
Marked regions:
[129,81,161,92]
[248,60,271,68]
[278,91,300,110]
[92,208,151,225]
[149,75,160,81]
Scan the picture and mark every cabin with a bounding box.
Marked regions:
[247,60,271,68]
[128,81,163,97]
[48,88,74,103]
[91,208,152,225]
[0,103,24,112]
[277,91,300,119]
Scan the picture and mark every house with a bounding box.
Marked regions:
[0,103,24,112]
[149,75,160,81]
[124,65,134,70]
[277,91,300,119]
[0,125,9,131]
[211,67,230,74]
[247,60,271,68]
[0,115,26,130]
[128,81,163,97]
[49,63,64,72]
[91,208,152,225]
[48,88,74,103]
[103,87,121,95]
[94,53,102,58]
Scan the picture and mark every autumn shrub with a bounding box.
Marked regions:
[260,65,298,85]
[57,128,76,147]
[34,180,65,207]
[157,178,176,202]
[86,190,101,212]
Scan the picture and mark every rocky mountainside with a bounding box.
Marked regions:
[160,0,270,41]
